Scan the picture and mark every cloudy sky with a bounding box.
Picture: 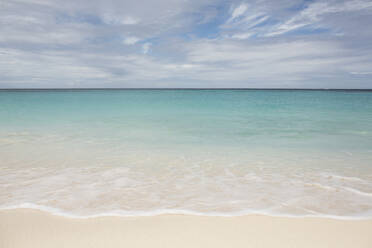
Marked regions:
[1,0,372,88]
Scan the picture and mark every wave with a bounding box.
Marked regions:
[342,187,372,197]
[1,203,372,220]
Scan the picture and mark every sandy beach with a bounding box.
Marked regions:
[2,0,372,244]
[0,209,371,248]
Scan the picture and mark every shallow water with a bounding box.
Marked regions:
[1,89,372,218]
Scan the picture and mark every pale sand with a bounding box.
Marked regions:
[1,209,371,248]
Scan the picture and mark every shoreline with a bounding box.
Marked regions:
[1,209,371,248]
[1,205,372,220]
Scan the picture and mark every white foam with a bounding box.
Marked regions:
[329,174,367,183]
[1,203,372,220]
[1,156,372,221]
[342,187,372,197]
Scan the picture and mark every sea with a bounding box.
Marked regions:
[0,89,372,219]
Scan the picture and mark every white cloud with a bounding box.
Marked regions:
[267,0,372,37]
[231,32,254,39]
[0,0,372,88]
[123,36,140,45]
[121,16,139,25]
[243,15,268,29]
[1,36,371,88]
[350,71,372,75]
[221,2,270,40]
[229,3,248,22]
[102,14,139,25]
[142,43,151,54]
[0,48,110,85]
[181,39,372,86]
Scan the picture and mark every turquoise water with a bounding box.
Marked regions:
[1,90,372,218]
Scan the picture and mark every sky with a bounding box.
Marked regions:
[1,0,372,88]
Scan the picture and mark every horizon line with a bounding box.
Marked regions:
[1,88,372,91]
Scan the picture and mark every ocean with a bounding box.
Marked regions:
[0,89,372,218]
